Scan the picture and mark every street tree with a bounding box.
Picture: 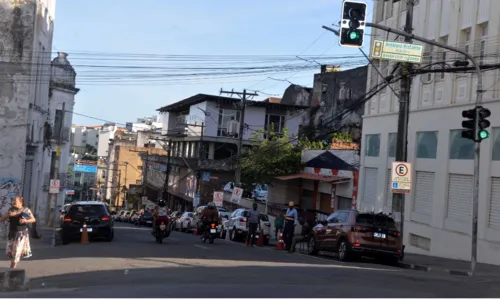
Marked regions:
[241,127,328,186]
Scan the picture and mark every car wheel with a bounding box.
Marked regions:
[229,229,235,241]
[181,223,185,232]
[308,236,319,255]
[337,238,351,262]
[106,230,114,242]
[221,230,226,240]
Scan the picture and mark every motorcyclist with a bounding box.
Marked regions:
[200,202,219,234]
[152,199,168,234]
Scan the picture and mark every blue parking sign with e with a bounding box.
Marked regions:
[392,182,398,188]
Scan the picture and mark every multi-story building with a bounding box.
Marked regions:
[153,93,307,210]
[358,0,500,264]
[71,125,100,154]
[97,123,124,158]
[125,115,163,133]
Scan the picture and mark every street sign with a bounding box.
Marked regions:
[231,187,243,204]
[141,196,148,205]
[202,172,211,182]
[213,191,224,207]
[371,40,423,64]
[49,179,60,194]
[193,194,200,207]
[391,162,412,194]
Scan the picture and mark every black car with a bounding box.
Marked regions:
[60,201,114,244]
[139,211,154,226]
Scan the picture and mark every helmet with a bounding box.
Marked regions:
[158,199,166,207]
[207,202,216,208]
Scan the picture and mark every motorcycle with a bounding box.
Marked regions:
[152,216,170,244]
[202,222,217,244]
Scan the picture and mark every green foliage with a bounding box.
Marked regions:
[332,132,352,142]
[241,126,328,186]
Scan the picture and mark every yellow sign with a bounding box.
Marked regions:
[371,40,423,64]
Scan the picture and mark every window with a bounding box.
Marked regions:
[365,134,381,157]
[375,0,384,22]
[217,109,240,137]
[54,109,63,137]
[479,23,488,65]
[327,212,339,223]
[438,36,448,80]
[492,129,500,161]
[400,0,408,12]
[449,130,474,160]
[337,211,350,222]
[265,114,285,134]
[416,131,438,159]
[388,133,397,157]
[461,29,471,62]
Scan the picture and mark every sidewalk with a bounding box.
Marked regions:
[267,237,500,278]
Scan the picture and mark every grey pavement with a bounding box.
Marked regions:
[4,223,500,297]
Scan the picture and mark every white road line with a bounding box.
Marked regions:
[194,245,210,250]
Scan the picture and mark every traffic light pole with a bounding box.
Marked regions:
[363,18,483,277]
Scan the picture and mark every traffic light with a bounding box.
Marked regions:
[461,108,476,141]
[339,0,367,48]
[477,106,491,141]
[461,106,491,142]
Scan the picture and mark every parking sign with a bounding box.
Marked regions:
[213,191,223,207]
[231,187,243,204]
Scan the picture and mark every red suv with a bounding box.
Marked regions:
[307,210,402,263]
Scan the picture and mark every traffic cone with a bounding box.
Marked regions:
[193,228,198,236]
[81,223,89,244]
[276,232,285,250]
[257,229,264,247]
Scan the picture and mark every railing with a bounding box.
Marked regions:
[169,157,236,172]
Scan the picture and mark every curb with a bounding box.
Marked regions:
[398,262,431,272]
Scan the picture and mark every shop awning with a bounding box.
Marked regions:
[274,173,350,183]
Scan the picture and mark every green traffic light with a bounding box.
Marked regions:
[479,130,490,140]
[349,31,360,40]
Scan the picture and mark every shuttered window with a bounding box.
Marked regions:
[386,169,392,207]
[363,167,378,204]
[413,171,435,217]
[446,174,473,220]
[488,177,500,229]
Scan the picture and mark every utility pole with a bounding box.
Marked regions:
[391,0,414,254]
[219,89,258,185]
[162,139,172,205]
[193,123,205,207]
[123,162,128,208]
[130,148,150,205]
[116,169,121,207]
[49,102,65,247]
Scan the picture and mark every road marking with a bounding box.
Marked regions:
[194,245,210,250]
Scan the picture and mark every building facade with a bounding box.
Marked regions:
[71,125,100,155]
[358,0,500,264]
[156,93,306,208]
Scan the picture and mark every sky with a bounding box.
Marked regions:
[52,0,373,126]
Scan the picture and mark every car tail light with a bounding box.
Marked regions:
[353,243,361,247]
[101,216,111,221]
[211,223,216,228]
[265,223,270,227]
[239,218,247,223]
[63,217,72,222]
[185,218,191,221]
[161,221,165,225]
[389,230,401,237]
[352,225,371,232]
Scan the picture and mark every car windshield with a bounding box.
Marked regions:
[68,205,107,217]
[356,213,396,227]
[260,185,268,191]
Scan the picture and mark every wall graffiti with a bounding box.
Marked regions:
[0,178,21,241]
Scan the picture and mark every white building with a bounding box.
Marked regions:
[126,115,162,133]
[71,125,100,153]
[359,0,500,265]
[97,123,121,158]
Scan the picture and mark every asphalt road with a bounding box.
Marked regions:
[6,223,500,297]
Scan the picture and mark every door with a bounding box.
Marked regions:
[328,211,350,248]
[321,212,340,249]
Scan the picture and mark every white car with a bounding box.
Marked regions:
[224,208,271,245]
[175,212,194,232]
[253,184,268,202]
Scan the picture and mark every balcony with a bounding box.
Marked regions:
[51,126,71,142]
[169,156,235,172]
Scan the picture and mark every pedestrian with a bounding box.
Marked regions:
[289,219,312,253]
[0,196,35,268]
[274,211,284,241]
[246,203,261,247]
[283,201,298,251]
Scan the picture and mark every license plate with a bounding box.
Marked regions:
[210,229,216,233]
[374,232,386,238]
[80,228,93,232]
[255,235,259,238]
[160,225,166,230]
[146,221,152,224]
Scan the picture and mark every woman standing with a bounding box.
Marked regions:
[0,196,35,268]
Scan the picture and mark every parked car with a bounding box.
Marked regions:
[169,211,183,231]
[253,184,268,202]
[59,203,72,227]
[115,210,128,222]
[130,212,141,224]
[124,210,136,223]
[175,212,194,232]
[138,211,154,226]
[60,201,114,244]
[307,210,402,263]
[225,208,271,245]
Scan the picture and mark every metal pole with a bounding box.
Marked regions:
[235,90,247,186]
[50,102,65,247]
[123,162,128,208]
[195,123,204,207]
[142,151,149,201]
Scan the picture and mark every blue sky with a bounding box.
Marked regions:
[53,0,373,126]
